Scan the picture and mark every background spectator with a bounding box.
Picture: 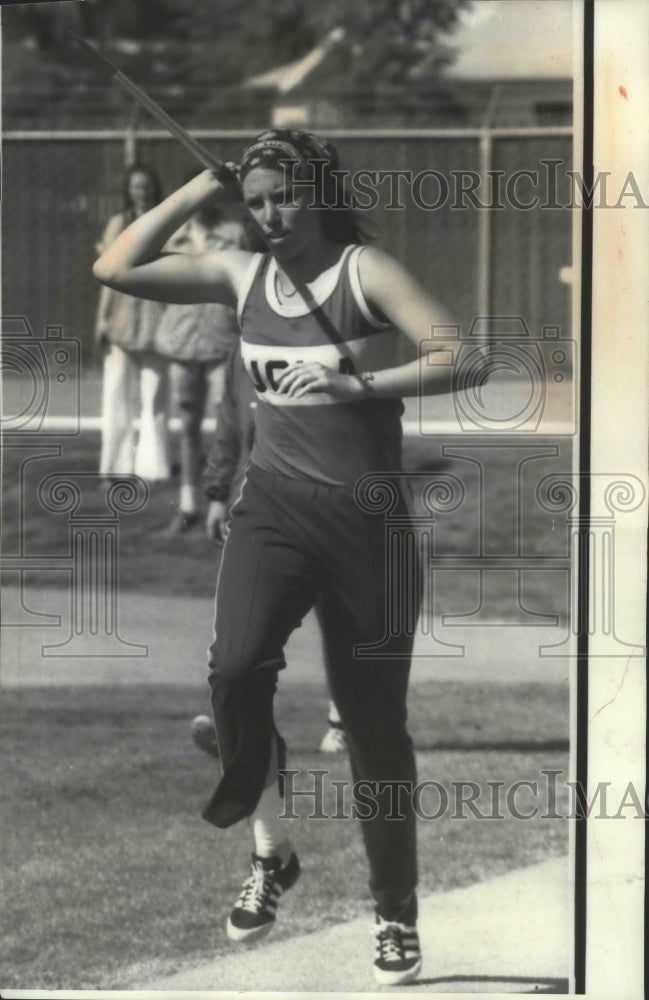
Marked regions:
[95,163,170,482]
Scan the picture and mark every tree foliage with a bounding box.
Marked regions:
[3,0,470,126]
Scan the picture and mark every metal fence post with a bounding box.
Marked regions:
[478,129,493,354]
[125,104,140,166]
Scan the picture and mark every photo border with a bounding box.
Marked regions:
[1,1,646,998]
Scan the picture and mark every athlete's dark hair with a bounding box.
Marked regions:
[316,169,368,245]
[321,207,367,245]
[240,129,369,246]
[122,163,163,216]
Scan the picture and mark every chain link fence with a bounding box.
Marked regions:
[2,128,573,367]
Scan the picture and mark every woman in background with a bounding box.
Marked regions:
[95,163,170,481]
[155,197,245,534]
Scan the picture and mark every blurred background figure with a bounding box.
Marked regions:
[155,198,245,535]
[95,163,170,482]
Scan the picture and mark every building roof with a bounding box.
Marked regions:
[243,28,346,94]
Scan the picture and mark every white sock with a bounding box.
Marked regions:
[328,700,342,726]
[179,484,197,514]
[250,783,291,863]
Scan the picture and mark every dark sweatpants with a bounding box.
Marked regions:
[203,464,419,919]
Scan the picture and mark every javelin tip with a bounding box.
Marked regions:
[67,30,119,78]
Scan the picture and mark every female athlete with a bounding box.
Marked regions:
[94,129,460,986]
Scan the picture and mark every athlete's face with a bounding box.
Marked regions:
[241,166,320,256]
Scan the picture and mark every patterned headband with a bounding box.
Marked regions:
[239,129,339,180]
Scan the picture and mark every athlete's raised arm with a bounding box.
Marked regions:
[93,170,249,306]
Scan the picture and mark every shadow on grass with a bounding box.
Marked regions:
[414,974,569,993]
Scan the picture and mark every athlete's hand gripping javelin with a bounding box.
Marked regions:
[76,34,481,400]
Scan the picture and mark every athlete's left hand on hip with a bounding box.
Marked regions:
[276,362,363,399]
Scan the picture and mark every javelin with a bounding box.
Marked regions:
[68,32,357,364]
[67,31,236,185]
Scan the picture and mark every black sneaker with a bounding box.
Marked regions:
[226,851,300,943]
[373,916,422,986]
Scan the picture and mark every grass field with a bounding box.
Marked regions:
[2,430,572,619]
[0,680,570,991]
[2,422,572,989]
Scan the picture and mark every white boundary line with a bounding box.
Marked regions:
[24,415,576,435]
